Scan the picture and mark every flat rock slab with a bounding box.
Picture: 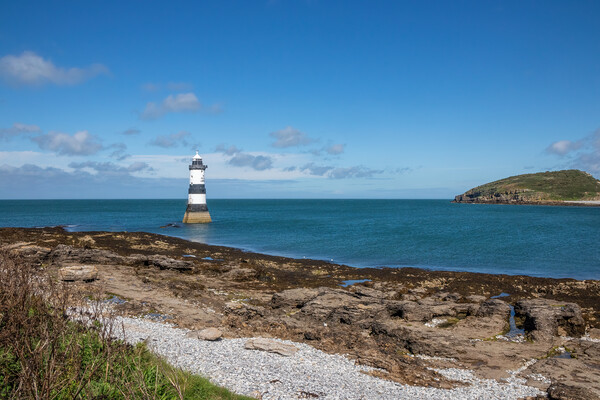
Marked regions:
[244,338,298,356]
[187,328,223,341]
[59,265,98,281]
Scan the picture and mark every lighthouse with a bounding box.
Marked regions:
[182,151,212,223]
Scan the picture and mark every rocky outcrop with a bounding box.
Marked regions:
[454,189,542,204]
[271,288,320,309]
[51,244,123,265]
[127,254,194,271]
[514,298,585,341]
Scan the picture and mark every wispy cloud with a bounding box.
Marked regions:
[0,51,108,86]
[108,142,130,160]
[545,129,600,174]
[300,162,383,179]
[215,144,273,171]
[229,153,273,170]
[141,93,202,120]
[121,128,141,135]
[545,140,583,156]
[215,144,242,155]
[0,122,41,140]
[69,160,153,174]
[324,143,345,155]
[270,126,315,148]
[31,130,103,156]
[149,131,191,148]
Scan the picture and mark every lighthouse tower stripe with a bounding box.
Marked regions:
[183,151,211,220]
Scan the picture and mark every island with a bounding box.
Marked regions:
[453,169,600,206]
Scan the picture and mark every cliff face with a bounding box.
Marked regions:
[453,170,600,205]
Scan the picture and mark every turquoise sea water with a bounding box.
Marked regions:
[0,199,598,280]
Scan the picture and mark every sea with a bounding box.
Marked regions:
[0,199,598,280]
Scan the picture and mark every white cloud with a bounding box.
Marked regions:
[270,126,315,148]
[141,93,202,120]
[545,140,582,156]
[545,129,600,174]
[0,51,108,86]
[149,131,191,148]
[0,122,41,140]
[31,130,103,156]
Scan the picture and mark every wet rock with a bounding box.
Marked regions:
[245,338,298,356]
[547,382,600,400]
[514,298,585,341]
[187,327,223,341]
[59,265,98,281]
[271,288,320,309]
[476,299,511,318]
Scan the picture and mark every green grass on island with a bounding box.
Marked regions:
[455,169,600,202]
[0,252,252,400]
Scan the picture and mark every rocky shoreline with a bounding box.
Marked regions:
[452,196,600,206]
[2,227,600,399]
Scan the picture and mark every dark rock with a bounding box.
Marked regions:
[514,298,585,341]
[303,330,321,340]
[547,382,600,400]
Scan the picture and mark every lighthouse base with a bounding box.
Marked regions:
[183,203,211,224]
[182,210,212,224]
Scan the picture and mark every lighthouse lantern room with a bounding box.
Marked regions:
[182,151,212,223]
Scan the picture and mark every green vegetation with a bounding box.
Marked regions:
[456,169,600,202]
[0,252,252,400]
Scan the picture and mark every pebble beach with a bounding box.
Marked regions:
[115,316,545,400]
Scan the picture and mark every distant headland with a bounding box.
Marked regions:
[453,169,600,206]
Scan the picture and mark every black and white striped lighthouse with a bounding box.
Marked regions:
[182,151,212,223]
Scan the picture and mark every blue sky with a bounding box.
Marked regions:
[1,0,599,199]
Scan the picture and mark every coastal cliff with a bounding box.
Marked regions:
[453,169,600,205]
